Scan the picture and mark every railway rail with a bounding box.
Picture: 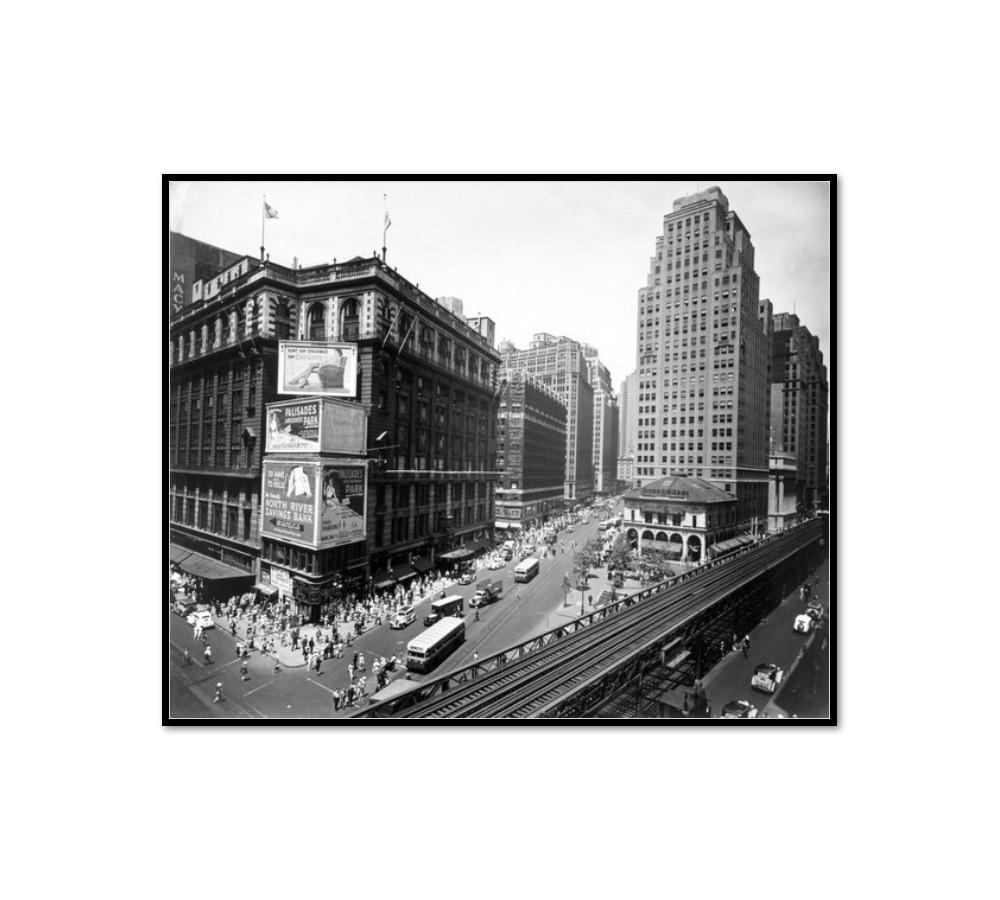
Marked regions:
[354,520,822,719]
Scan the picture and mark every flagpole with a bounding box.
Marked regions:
[261,195,266,261]
[382,193,387,264]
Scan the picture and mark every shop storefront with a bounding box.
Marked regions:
[169,544,254,604]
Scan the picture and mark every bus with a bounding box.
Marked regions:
[423,594,464,626]
[406,616,466,673]
[514,557,540,582]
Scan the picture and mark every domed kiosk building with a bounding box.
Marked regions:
[622,475,740,564]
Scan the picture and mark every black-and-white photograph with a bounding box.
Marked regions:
[166,177,833,722]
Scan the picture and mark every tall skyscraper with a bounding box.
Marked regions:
[634,187,770,527]
[501,333,594,501]
[582,344,618,494]
[618,370,638,485]
[769,311,829,510]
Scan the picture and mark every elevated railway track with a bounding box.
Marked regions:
[353,519,823,719]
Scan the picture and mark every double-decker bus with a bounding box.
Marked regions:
[406,617,466,673]
[514,557,540,582]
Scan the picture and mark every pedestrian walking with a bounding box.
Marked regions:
[742,634,751,658]
[352,650,359,668]
[359,653,366,673]
[182,648,191,667]
[347,684,356,706]
[213,682,224,703]
[204,645,213,664]
[272,653,280,673]
[348,663,355,682]
[315,654,322,675]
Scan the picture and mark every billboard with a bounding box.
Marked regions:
[278,341,358,398]
[318,461,367,547]
[260,458,367,550]
[265,398,367,455]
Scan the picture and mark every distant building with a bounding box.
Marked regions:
[622,475,738,564]
[769,312,829,510]
[581,344,619,494]
[169,231,245,314]
[767,449,799,532]
[617,370,638,486]
[465,315,496,348]
[500,333,594,501]
[494,372,567,530]
[436,296,464,317]
[633,187,770,530]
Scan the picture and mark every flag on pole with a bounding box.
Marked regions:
[265,201,279,219]
[384,211,392,231]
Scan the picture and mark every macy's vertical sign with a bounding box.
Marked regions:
[172,271,186,312]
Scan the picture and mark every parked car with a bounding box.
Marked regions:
[487,558,505,570]
[750,663,785,694]
[171,597,196,617]
[806,601,825,621]
[390,606,415,629]
[793,613,814,634]
[721,700,759,719]
[458,571,476,585]
[502,549,513,561]
[186,609,215,630]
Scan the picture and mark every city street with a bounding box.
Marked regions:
[168,502,630,718]
[698,552,831,718]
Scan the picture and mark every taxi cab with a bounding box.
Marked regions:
[750,663,785,694]
[793,613,814,634]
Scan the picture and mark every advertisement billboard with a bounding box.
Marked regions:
[278,341,358,398]
[260,458,367,550]
[265,398,367,455]
[318,461,367,547]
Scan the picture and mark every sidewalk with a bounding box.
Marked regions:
[218,577,459,669]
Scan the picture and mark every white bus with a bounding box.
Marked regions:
[406,616,466,673]
[514,557,540,582]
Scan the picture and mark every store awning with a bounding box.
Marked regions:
[254,583,279,596]
[170,546,191,565]
[392,564,417,581]
[171,547,254,582]
[494,521,511,529]
[371,571,395,590]
[439,548,474,561]
[712,538,745,554]
[411,556,433,574]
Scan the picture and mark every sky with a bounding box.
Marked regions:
[169,179,831,391]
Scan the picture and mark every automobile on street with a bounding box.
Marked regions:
[722,700,759,719]
[750,662,785,694]
[186,609,215,630]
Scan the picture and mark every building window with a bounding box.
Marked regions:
[340,299,360,341]
[307,302,326,340]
